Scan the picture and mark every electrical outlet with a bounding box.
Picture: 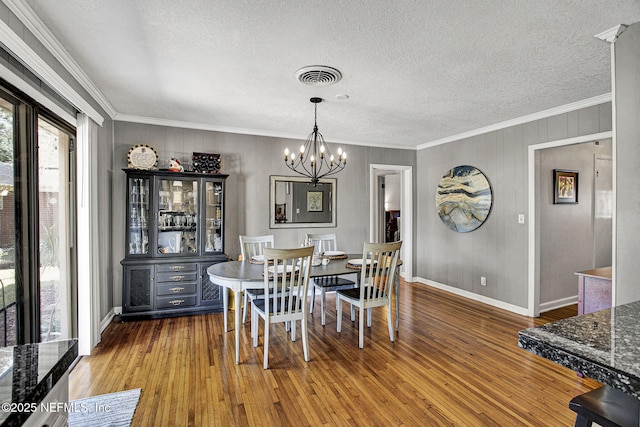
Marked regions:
[481,276,487,286]
[518,214,525,224]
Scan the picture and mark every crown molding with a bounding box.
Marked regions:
[417,93,612,150]
[114,113,417,150]
[0,17,104,125]
[0,60,77,125]
[3,0,116,118]
[594,24,628,43]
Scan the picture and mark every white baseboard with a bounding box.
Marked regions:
[539,296,578,313]
[401,272,414,282]
[99,308,117,334]
[414,277,530,316]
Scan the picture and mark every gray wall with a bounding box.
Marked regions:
[97,121,114,318]
[113,121,417,307]
[291,181,332,223]
[538,140,612,306]
[615,22,640,305]
[416,103,612,309]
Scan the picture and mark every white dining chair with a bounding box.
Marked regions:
[306,233,356,325]
[252,246,314,369]
[336,241,402,348]
[239,234,274,323]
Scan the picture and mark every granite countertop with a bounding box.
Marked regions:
[518,301,640,397]
[0,339,78,426]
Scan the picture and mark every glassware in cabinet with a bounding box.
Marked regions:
[128,176,150,255]
[204,180,223,253]
[157,178,199,255]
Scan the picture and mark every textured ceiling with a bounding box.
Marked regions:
[21,0,640,149]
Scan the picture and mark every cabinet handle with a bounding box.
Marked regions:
[170,287,184,293]
[170,265,185,271]
[170,275,185,281]
[169,299,184,306]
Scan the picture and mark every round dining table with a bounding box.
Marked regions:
[207,255,401,364]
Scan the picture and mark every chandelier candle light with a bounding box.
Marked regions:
[284,97,347,186]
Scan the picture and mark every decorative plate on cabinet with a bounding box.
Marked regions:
[128,144,158,170]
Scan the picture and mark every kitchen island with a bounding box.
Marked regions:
[518,300,640,397]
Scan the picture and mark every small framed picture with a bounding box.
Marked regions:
[553,169,578,204]
[307,191,323,212]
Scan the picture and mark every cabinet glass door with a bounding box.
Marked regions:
[157,178,198,255]
[204,181,223,253]
[128,176,150,255]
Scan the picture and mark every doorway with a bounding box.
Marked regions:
[370,164,413,280]
[527,131,613,317]
[383,174,401,242]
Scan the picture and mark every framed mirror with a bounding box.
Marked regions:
[270,175,336,228]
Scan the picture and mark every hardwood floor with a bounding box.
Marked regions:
[70,280,600,426]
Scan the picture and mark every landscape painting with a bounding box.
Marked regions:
[435,165,492,232]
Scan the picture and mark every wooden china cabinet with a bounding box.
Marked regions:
[120,169,229,319]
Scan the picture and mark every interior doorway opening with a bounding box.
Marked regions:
[382,174,402,242]
[370,164,413,280]
[528,131,613,317]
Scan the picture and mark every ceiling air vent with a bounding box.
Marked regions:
[295,66,342,86]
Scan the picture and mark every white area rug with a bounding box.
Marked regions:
[68,388,141,427]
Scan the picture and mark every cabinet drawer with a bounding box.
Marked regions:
[157,271,198,283]
[156,263,198,273]
[156,282,197,296]
[156,295,197,309]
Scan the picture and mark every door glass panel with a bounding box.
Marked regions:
[157,178,198,255]
[128,176,150,255]
[204,181,223,253]
[38,119,72,342]
[0,97,16,346]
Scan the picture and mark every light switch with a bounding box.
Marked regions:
[518,214,525,224]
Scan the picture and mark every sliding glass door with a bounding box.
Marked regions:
[0,95,16,346]
[38,118,75,342]
[0,84,77,345]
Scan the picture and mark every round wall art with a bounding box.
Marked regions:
[435,165,492,233]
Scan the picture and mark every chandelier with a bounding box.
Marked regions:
[284,97,347,185]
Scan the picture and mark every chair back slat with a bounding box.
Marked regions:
[305,233,337,253]
[359,241,402,303]
[239,235,275,260]
[262,246,314,320]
